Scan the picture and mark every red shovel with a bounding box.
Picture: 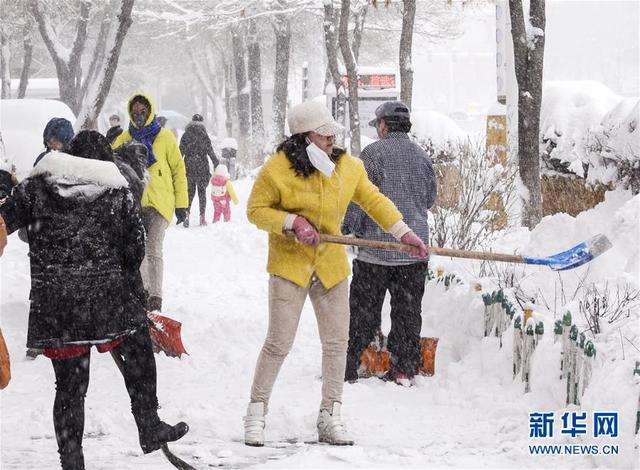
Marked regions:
[147,312,189,358]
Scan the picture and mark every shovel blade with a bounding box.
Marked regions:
[147,312,189,358]
[523,233,613,271]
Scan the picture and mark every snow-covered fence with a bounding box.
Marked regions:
[555,311,597,405]
[512,310,544,393]
[481,289,515,341]
[434,267,462,290]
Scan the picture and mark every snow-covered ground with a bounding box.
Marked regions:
[1,178,638,469]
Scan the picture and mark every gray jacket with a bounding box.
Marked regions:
[342,132,437,265]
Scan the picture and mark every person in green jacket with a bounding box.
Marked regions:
[112,93,188,312]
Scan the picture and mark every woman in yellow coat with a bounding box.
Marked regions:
[112,93,188,312]
[243,101,428,447]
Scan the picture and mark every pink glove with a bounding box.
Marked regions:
[401,231,429,258]
[292,216,320,246]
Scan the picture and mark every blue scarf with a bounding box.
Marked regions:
[128,117,161,167]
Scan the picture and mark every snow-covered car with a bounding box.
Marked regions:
[0,99,76,181]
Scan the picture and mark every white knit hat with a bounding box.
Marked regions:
[287,101,344,136]
[214,164,229,177]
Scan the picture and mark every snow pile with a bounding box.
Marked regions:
[410,109,466,148]
[541,81,623,176]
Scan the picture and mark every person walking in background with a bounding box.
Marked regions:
[242,100,428,447]
[106,114,123,144]
[179,114,218,227]
[33,118,74,166]
[210,164,238,223]
[0,130,188,469]
[342,101,437,387]
[112,93,188,313]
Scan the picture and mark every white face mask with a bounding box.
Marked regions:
[306,142,335,177]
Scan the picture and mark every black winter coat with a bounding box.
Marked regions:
[0,153,147,348]
[179,122,218,178]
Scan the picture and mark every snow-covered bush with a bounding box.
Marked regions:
[419,138,517,251]
[540,81,639,193]
[586,98,640,192]
[540,81,622,176]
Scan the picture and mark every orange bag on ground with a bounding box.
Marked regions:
[359,335,439,378]
[0,327,11,389]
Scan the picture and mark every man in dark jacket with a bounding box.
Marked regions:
[0,131,188,469]
[342,101,437,386]
[179,114,218,227]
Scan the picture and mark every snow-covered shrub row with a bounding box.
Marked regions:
[540,81,639,192]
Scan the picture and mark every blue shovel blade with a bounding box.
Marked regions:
[522,234,613,271]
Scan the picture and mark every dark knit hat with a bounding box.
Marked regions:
[43,118,74,148]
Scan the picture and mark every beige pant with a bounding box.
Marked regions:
[250,275,349,412]
[140,208,169,299]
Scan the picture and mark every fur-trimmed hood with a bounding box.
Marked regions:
[30,152,128,202]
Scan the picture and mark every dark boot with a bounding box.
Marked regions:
[59,450,85,470]
[148,296,162,312]
[138,419,189,454]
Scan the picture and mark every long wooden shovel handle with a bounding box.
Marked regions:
[319,234,525,264]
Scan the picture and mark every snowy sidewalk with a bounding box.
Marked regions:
[1,179,637,469]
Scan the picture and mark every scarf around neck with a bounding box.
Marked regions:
[128,117,161,167]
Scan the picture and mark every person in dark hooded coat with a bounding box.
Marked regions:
[0,130,188,470]
[33,117,75,167]
[179,114,218,227]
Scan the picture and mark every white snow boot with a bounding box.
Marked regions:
[317,402,354,446]
[243,402,265,447]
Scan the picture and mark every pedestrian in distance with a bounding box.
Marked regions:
[106,114,124,144]
[243,100,428,447]
[112,93,189,312]
[342,101,437,387]
[179,113,219,227]
[0,130,188,470]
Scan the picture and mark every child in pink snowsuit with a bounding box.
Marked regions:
[210,164,238,222]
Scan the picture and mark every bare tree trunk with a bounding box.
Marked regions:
[77,0,134,130]
[30,0,91,113]
[224,56,233,137]
[0,27,10,99]
[231,23,251,166]
[509,0,545,229]
[272,14,291,144]
[339,0,361,156]
[352,4,368,63]
[399,0,416,108]
[323,2,346,144]
[247,18,264,166]
[17,21,34,99]
[79,2,113,106]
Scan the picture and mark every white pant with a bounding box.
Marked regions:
[140,208,169,299]
[250,275,349,412]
